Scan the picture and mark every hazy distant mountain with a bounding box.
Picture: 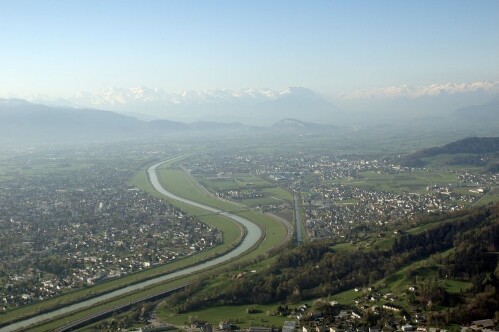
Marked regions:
[417,136,499,156]
[28,86,340,125]
[272,118,310,130]
[0,97,346,146]
[0,99,255,145]
[68,86,281,123]
[188,121,251,131]
[272,118,335,131]
[3,87,498,146]
[255,87,340,124]
[402,136,499,167]
[451,98,499,122]
[335,81,499,120]
[18,81,499,125]
[146,119,189,131]
[71,86,278,106]
[0,98,147,144]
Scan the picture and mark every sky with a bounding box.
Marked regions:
[1,0,498,99]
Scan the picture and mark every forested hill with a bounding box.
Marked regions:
[166,203,499,323]
[402,136,499,166]
[413,136,499,157]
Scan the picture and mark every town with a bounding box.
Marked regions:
[0,144,221,309]
[184,151,498,242]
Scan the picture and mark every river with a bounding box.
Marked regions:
[5,158,262,332]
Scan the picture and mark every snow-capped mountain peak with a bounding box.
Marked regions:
[69,86,292,108]
[278,86,322,100]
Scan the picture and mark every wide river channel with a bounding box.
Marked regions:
[5,158,262,332]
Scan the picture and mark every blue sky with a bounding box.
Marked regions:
[1,0,498,97]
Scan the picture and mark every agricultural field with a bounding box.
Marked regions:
[198,173,272,191]
[472,193,499,206]
[156,166,236,211]
[157,304,292,329]
[442,279,472,294]
[195,172,293,208]
[340,169,460,194]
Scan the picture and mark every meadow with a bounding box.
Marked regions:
[157,303,292,329]
[340,169,460,194]
[194,172,293,209]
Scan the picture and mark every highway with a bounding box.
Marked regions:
[5,157,262,332]
[53,283,190,332]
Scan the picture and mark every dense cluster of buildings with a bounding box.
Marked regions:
[301,183,475,241]
[0,148,220,309]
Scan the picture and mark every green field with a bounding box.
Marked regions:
[330,288,362,305]
[339,169,460,194]
[331,242,357,252]
[157,304,291,329]
[197,173,273,191]
[472,193,499,206]
[194,172,293,209]
[442,279,472,294]
[157,167,237,211]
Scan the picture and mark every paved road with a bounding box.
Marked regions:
[5,158,262,332]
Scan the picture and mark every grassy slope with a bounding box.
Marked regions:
[331,247,471,309]
[194,173,293,208]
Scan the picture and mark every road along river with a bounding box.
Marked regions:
[5,158,262,332]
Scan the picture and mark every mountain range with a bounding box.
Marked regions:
[67,86,339,124]
[1,89,498,146]
[32,86,331,124]
[19,82,499,125]
[0,98,330,145]
[451,97,499,121]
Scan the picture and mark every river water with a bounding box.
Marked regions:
[5,159,261,332]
